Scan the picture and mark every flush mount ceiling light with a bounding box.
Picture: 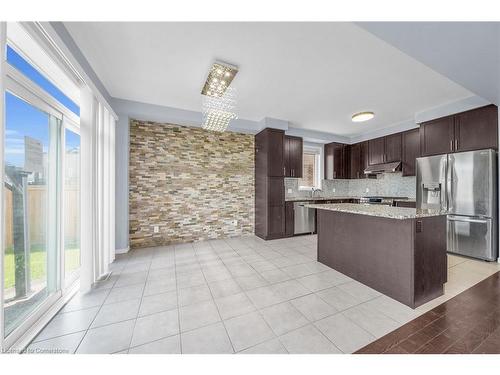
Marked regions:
[352,111,375,122]
[201,60,239,132]
[201,61,238,98]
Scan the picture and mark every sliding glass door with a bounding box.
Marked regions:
[63,127,80,286]
[3,91,61,338]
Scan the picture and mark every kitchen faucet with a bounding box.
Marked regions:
[311,188,322,197]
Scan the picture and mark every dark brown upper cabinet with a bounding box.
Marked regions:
[368,137,385,165]
[420,116,455,156]
[348,143,360,179]
[325,142,347,179]
[348,142,369,179]
[284,135,303,178]
[265,129,285,177]
[368,134,402,165]
[384,133,402,162]
[402,128,420,177]
[420,105,498,156]
[454,105,498,152]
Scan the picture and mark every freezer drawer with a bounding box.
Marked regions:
[447,215,497,261]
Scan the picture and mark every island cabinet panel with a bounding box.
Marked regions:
[368,137,385,165]
[402,128,420,176]
[316,209,446,308]
[413,216,448,306]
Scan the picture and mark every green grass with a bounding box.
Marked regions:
[4,246,80,290]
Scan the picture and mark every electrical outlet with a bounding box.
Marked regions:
[153,225,159,233]
[332,188,336,193]
[232,220,238,226]
[287,188,293,194]
[365,188,370,193]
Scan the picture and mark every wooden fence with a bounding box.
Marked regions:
[4,185,79,249]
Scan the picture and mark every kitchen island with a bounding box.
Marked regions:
[306,203,447,308]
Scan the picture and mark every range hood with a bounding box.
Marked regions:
[364,161,401,175]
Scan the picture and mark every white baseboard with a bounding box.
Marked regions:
[115,246,130,254]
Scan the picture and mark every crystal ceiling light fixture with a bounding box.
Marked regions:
[352,111,375,122]
[201,61,239,132]
[201,61,238,98]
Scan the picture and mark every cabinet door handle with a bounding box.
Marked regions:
[455,139,458,150]
[450,139,453,151]
[283,166,286,175]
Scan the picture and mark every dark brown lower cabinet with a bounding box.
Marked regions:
[267,206,285,238]
[285,202,294,237]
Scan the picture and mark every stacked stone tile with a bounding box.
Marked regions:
[129,120,255,248]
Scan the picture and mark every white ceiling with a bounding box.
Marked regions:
[65,22,474,137]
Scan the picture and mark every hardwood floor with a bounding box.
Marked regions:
[356,271,500,354]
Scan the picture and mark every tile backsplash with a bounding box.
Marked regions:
[285,173,416,199]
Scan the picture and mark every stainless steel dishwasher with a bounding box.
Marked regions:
[293,202,315,234]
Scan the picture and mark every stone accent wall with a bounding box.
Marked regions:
[129,120,255,249]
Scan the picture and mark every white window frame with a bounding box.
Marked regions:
[298,145,322,190]
[1,37,80,351]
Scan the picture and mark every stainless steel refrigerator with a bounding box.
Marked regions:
[416,149,498,261]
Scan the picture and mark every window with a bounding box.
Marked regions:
[6,45,80,116]
[63,127,80,285]
[299,148,321,189]
[2,23,81,346]
[3,92,60,337]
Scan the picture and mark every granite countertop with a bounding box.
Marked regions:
[285,196,361,202]
[305,203,445,220]
[393,198,416,203]
[285,196,416,202]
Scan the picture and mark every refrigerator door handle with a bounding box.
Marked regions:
[440,156,448,211]
[447,216,490,224]
[446,155,453,213]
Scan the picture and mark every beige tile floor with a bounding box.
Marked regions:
[26,234,500,354]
